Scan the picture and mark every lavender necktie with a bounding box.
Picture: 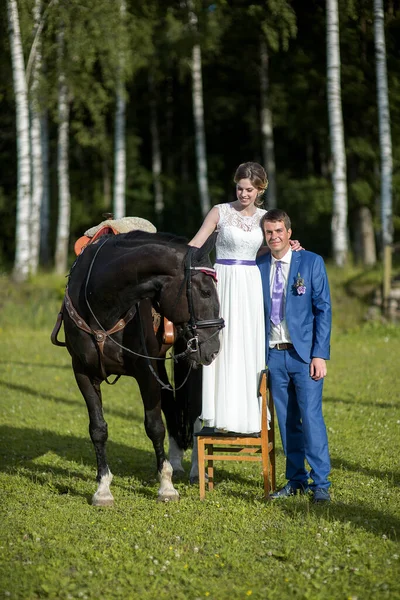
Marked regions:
[271,261,284,326]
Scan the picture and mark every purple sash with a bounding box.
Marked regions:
[215,259,256,266]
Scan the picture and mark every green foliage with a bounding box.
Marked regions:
[276,175,332,256]
[349,179,374,207]
[2,0,400,271]
[0,273,399,599]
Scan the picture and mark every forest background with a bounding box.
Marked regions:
[1,0,400,277]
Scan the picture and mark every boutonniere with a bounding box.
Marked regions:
[293,272,306,295]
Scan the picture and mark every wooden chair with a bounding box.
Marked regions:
[197,369,276,500]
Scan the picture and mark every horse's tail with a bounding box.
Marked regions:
[161,340,202,451]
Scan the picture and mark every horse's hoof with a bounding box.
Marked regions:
[92,492,114,507]
[189,476,199,485]
[157,492,180,503]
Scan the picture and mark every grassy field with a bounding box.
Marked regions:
[0,267,399,600]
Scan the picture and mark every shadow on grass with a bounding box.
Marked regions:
[278,498,400,540]
[331,455,400,487]
[0,424,161,502]
[0,379,143,423]
[324,394,396,410]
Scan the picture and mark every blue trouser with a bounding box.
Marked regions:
[268,347,331,490]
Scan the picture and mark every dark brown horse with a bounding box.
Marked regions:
[53,230,223,504]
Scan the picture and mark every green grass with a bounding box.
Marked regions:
[0,269,399,599]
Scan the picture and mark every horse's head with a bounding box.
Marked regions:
[159,233,224,367]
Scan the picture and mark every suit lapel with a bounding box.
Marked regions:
[259,253,272,314]
[286,251,302,309]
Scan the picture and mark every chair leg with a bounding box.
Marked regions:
[261,432,270,498]
[269,393,276,492]
[198,438,206,500]
[207,445,214,491]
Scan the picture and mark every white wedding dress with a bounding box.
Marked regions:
[201,203,266,433]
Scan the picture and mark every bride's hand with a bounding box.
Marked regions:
[290,239,303,252]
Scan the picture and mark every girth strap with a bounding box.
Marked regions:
[63,289,137,384]
[64,289,137,338]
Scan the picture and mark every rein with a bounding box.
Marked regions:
[66,236,224,390]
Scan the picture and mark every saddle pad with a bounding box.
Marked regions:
[74,217,157,256]
[85,216,156,237]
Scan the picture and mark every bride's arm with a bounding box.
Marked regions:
[188,206,220,247]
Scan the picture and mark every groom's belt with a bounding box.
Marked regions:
[271,343,294,350]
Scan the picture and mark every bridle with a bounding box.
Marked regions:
[172,246,225,355]
[79,237,224,389]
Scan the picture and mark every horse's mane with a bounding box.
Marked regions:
[115,230,189,249]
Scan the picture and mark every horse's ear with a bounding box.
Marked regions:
[192,232,217,264]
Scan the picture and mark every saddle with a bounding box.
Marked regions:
[51,216,175,351]
[74,215,157,256]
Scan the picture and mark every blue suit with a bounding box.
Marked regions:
[257,250,332,490]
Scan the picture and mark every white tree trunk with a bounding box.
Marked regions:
[149,72,164,225]
[191,43,210,217]
[353,206,377,266]
[29,0,43,275]
[7,0,31,282]
[113,83,126,220]
[55,30,71,275]
[113,0,126,220]
[187,2,210,217]
[326,0,348,266]
[374,0,393,246]
[40,109,50,265]
[191,43,210,218]
[260,39,277,209]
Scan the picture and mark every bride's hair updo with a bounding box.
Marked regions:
[233,162,269,207]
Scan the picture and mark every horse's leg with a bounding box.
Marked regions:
[73,360,114,506]
[159,360,185,477]
[164,355,204,479]
[136,361,179,502]
[189,417,203,483]
[168,435,185,476]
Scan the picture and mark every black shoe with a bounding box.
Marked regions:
[312,488,331,503]
[269,482,308,499]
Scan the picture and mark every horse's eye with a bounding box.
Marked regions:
[200,289,211,299]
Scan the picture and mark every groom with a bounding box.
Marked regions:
[257,209,332,503]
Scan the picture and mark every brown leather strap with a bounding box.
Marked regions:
[50,302,66,347]
[64,289,136,337]
[163,319,176,345]
[64,291,92,334]
[62,289,137,383]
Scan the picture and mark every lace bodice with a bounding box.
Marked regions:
[215,203,266,260]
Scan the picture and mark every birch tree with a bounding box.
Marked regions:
[326,0,348,266]
[260,39,277,208]
[54,28,71,275]
[149,70,164,226]
[40,108,50,265]
[29,0,44,275]
[113,0,127,220]
[187,0,210,218]
[374,0,393,315]
[7,0,31,282]
[373,0,393,248]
